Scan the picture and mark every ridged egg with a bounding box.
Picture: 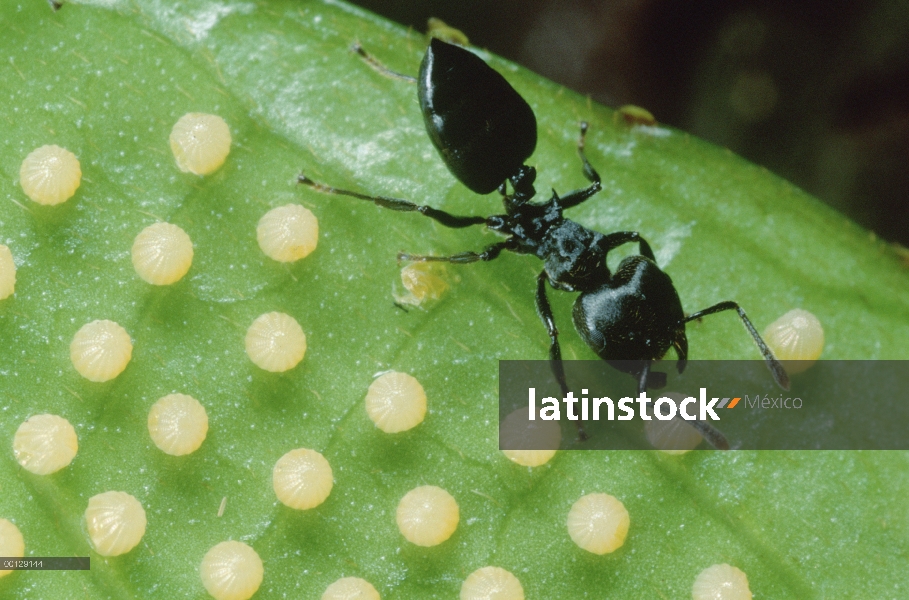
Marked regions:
[364,371,426,433]
[147,393,208,456]
[170,113,231,175]
[70,320,133,382]
[199,540,263,600]
[13,414,78,475]
[19,144,81,205]
[762,309,824,374]
[321,577,380,600]
[566,492,630,555]
[460,566,524,600]
[131,222,194,285]
[396,485,459,547]
[272,448,333,510]
[244,312,307,372]
[692,563,752,600]
[256,204,318,262]
[84,491,147,556]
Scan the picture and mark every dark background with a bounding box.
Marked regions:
[349,0,909,247]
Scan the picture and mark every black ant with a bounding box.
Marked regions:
[299,38,789,445]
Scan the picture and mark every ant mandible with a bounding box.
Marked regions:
[299,38,789,442]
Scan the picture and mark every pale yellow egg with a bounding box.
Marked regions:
[0,245,16,300]
[365,371,426,433]
[131,222,194,285]
[244,312,307,372]
[566,492,630,555]
[460,566,524,600]
[170,113,231,175]
[199,540,264,600]
[13,414,78,475]
[256,204,319,262]
[84,491,147,556]
[321,576,381,600]
[499,407,560,467]
[763,309,824,374]
[70,320,133,382]
[272,448,333,510]
[396,485,459,547]
[147,394,208,456]
[19,144,81,205]
[692,563,752,600]
[0,519,25,578]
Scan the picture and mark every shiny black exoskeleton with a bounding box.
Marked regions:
[300,38,789,412]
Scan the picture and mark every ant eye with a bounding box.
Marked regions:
[0,244,14,300]
[272,448,333,510]
[131,222,194,285]
[460,566,524,600]
[147,394,209,456]
[84,491,147,556]
[256,204,319,263]
[566,492,630,555]
[70,320,133,382]
[199,541,264,600]
[19,145,81,205]
[762,308,824,374]
[692,564,752,600]
[364,371,427,433]
[0,519,25,574]
[321,577,380,600]
[169,113,231,175]
[396,485,459,547]
[13,414,78,475]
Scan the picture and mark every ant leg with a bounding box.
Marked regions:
[598,231,656,262]
[637,363,729,449]
[535,271,588,440]
[536,272,564,366]
[299,174,487,229]
[577,121,602,185]
[398,240,513,264]
[672,331,689,374]
[350,42,416,83]
[558,122,602,209]
[684,301,790,390]
[686,419,730,451]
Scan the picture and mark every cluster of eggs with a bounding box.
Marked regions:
[4,114,318,598]
[3,113,527,599]
[1,109,825,599]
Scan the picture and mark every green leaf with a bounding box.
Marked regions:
[1,0,907,598]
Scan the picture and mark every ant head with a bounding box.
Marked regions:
[509,166,536,200]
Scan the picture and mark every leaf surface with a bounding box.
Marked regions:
[1,1,907,598]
